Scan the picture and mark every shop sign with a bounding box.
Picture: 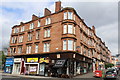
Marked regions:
[27,58,38,63]
[14,58,21,62]
[30,66,37,72]
[54,60,66,67]
[39,57,49,63]
[5,58,14,65]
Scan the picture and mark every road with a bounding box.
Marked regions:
[1,71,120,80]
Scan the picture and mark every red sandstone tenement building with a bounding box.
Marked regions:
[6,1,111,78]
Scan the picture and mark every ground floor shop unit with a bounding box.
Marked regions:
[12,52,93,78]
[12,58,22,74]
[4,57,14,73]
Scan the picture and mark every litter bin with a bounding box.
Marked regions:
[94,70,102,77]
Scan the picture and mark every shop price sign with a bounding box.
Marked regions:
[27,58,38,63]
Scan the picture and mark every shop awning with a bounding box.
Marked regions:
[53,60,66,68]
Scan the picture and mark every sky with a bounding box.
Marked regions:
[0,0,118,55]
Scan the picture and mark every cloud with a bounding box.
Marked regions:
[0,1,118,56]
[96,22,118,55]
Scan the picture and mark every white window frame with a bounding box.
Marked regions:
[35,44,39,53]
[18,46,22,54]
[64,12,67,20]
[63,40,67,50]
[68,12,73,19]
[37,21,40,27]
[45,18,51,25]
[68,24,73,34]
[63,25,67,34]
[68,40,73,50]
[43,43,50,52]
[30,23,34,29]
[36,31,40,39]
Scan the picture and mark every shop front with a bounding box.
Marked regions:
[25,58,39,75]
[5,57,14,73]
[12,58,22,74]
[39,57,49,76]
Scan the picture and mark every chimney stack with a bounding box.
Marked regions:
[55,1,61,12]
[92,25,95,34]
[44,8,51,16]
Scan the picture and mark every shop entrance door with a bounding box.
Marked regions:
[39,64,45,75]
[15,63,20,74]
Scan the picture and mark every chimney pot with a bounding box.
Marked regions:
[92,25,96,34]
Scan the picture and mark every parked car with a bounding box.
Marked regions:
[104,69,118,80]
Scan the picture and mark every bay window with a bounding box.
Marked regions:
[63,40,76,51]
[64,11,73,20]
[63,24,75,34]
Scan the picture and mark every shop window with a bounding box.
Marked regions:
[45,17,51,25]
[44,29,50,38]
[36,30,40,40]
[35,44,39,53]
[29,23,34,29]
[37,21,40,27]
[43,43,50,52]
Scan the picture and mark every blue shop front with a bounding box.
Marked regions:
[5,57,14,73]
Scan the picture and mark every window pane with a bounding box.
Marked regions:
[37,21,40,27]
[68,24,73,34]
[35,44,38,53]
[68,12,73,19]
[47,29,50,37]
[44,30,47,37]
[63,25,67,34]
[43,43,47,52]
[47,43,50,52]
[63,40,67,50]
[74,42,76,51]
[68,40,73,50]
[64,12,67,19]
